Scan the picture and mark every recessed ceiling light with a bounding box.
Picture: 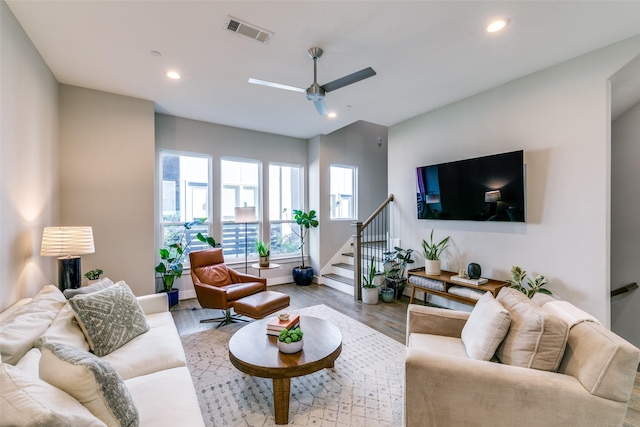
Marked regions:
[328,112,337,118]
[167,71,181,80]
[486,19,509,33]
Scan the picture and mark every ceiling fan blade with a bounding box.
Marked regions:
[321,67,376,93]
[313,99,328,116]
[248,78,306,93]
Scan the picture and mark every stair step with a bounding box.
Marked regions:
[342,252,354,258]
[332,262,353,271]
[322,273,354,286]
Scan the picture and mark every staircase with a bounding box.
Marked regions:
[322,195,395,300]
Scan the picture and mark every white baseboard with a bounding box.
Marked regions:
[179,289,196,300]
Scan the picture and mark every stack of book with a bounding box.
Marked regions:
[266,314,300,336]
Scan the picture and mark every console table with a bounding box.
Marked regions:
[407,268,508,306]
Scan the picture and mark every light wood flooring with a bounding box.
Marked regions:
[171,282,640,427]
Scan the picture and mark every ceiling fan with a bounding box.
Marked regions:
[248,47,376,116]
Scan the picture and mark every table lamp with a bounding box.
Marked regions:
[41,226,95,290]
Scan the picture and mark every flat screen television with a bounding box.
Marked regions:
[416,150,525,222]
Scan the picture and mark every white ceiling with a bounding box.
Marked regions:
[7,1,640,139]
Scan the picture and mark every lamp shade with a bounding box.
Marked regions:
[41,227,95,257]
[484,190,502,203]
[234,207,257,223]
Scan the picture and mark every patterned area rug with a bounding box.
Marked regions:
[181,304,405,426]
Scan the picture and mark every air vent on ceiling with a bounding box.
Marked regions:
[225,16,273,44]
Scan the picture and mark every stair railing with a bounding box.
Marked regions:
[352,194,395,301]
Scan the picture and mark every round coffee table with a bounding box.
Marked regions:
[228,316,342,425]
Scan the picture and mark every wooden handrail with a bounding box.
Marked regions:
[361,194,394,229]
[611,282,638,297]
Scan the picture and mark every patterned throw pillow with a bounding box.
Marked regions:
[69,282,149,357]
[39,343,138,427]
[63,277,114,299]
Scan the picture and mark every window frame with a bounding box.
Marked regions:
[329,163,357,221]
[268,162,304,258]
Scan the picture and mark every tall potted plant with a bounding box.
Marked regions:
[421,229,450,275]
[383,247,414,299]
[155,218,217,306]
[286,209,319,286]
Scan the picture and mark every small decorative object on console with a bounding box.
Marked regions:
[467,263,481,279]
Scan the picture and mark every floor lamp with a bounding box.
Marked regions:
[41,226,95,290]
[234,207,257,273]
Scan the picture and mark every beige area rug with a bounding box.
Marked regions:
[181,304,405,426]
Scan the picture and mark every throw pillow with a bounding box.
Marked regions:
[1,362,106,427]
[39,343,138,427]
[496,287,569,371]
[461,292,511,361]
[63,277,114,299]
[68,282,149,356]
[35,303,90,351]
[0,285,66,364]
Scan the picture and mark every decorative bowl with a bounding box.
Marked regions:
[277,338,303,354]
[278,313,290,321]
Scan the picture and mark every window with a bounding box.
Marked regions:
[330,165,356,219]
[269,164,303,256]
[159,152,212,262]
[221,159,260,260]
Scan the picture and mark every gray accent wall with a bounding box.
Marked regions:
[388,36,640,325]
[58,85,156,297]
[1,0,59,310]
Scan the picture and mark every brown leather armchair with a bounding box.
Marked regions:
[189,248,266,327]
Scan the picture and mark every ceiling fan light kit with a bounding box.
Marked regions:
[249,47,376,116]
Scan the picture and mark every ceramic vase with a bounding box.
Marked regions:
[277,338,303,354]
[425,260,441,275]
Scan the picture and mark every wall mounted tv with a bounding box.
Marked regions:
[416,150,525,222]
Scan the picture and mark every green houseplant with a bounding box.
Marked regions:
[362,256,379,304]
[84,268,103,281]
[277,327,304,354]
[255,239,270,267]
[155,218,217,295]
[421,229,450,275]
[383,247,414,299]
[286,208,319,286]
[507,266,553,298]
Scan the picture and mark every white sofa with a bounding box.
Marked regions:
[0,281,205,427]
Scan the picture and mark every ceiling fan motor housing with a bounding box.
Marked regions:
[306,83,325,101]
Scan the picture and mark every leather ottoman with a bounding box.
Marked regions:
[233,291,290,319]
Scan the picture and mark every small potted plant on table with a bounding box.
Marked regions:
[255,239,270,267]
[84,269,104,285]
[421,229,450,275]
[277,327,304,354]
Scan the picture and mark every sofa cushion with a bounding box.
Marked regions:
[39,343,138,427]
[35,303,90,351]
[461,292,511,361]
[1,362,106,427]
[101,311,187,380]
[0,285,66,364]
[408,333,468,358]
[69,282,149,357]
[496,287,569,371]
[63,277,114,299]
[125,367,205,427]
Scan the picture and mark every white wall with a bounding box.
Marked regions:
[58,85,155,297]
[309,121,388,275]
[389,36,640,324]
[0,1,59,310]
[611,101,640,347]
[155,114,308,296]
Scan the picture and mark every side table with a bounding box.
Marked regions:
[251,263,281,278]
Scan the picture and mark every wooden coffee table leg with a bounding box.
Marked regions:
[272,377,291,425]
